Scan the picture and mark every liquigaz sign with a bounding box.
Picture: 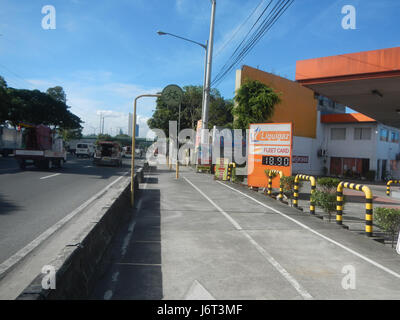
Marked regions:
[247,123,293,188]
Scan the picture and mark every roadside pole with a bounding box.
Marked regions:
[201,0,216,143]
[176,103,181,179]
[131,94,161,207]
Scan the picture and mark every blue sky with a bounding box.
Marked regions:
[0,0,399,137]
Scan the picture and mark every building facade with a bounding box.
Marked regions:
[234,65,400,180]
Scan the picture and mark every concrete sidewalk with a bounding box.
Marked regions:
[90,165,400,300]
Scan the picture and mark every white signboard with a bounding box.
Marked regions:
[397,231,400,255]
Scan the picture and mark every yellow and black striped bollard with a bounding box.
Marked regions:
[267,172,273,196]
[337,182,373,237]
[336,182,344,225]
[294,174,316,214]
[268,170,283,200]
[227,163,232,181]
[293,178,299,208]
[386,180,400,196]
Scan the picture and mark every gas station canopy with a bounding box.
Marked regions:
[296,47,400,128]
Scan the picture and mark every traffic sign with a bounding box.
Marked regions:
[161,84,183,107]
[397,231,400,255]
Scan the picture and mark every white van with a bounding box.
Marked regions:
[76,143,95,158]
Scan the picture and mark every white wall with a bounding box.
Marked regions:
[376,124,400,179]
[292,111,324,176]
[321,122,400,179]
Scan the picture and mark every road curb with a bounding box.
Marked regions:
[16,168,143,300]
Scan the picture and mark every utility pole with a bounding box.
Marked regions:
[201,0,216,135]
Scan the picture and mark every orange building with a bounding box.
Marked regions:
[235,65,320,139]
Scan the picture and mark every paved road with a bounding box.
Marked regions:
[0,155,143,265]
[91,165,400,300]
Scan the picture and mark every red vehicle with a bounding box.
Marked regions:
[15,124,66,170]
[93,141,122,167]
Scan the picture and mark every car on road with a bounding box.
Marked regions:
[122,146,132,158]
[93,141,122,167]
[76,143,95,158]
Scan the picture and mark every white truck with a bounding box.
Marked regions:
[15,124,67,170]
[0,126,22,157]
[76,143,95,158]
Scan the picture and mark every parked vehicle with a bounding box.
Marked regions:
[0,126,22,157]
[93,141,122,167]
[14,124,66,169]
[122,146,132,158]
[76,143,95,158]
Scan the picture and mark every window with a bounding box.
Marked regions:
[380,129,389,142]
[331,128,346,140]
[354,128,371,140]
[390,131,399,143]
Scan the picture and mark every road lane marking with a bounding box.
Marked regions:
[184,177,313,300]
[40,173,61,180]
[0,173,129,281]
[216,181,400,280]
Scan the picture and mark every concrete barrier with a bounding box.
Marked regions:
[16,168,143,300]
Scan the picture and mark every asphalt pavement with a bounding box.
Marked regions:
[90,165,400,300]
[0,155,143,265]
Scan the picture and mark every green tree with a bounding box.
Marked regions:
[0,76,10,125]
[47,86,67,104]
[148,85,233,136]
[233,79,281,130]
[4,87,82,130]
[60,128,83,141]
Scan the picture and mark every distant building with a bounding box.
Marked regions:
[128,113,140,137]
[321,113,400,180]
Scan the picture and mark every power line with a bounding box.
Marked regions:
[214,0,266,58]
[211,0,294,87]
[213,0,293,87]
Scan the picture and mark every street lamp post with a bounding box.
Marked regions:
[131,94,161,207]
[156,31,209,167]
[157,0,216,167]
[202,0,216,134]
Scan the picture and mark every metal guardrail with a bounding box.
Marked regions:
[294,174,316,214]
[336,182,373,237]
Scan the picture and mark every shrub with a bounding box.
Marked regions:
[280,176,302,206]
[264,169,278,179]
[365,170,376,181]
[311,190,338,222]
[317,177,341,193]
[374,208,400,247]
[313,178,343,221]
